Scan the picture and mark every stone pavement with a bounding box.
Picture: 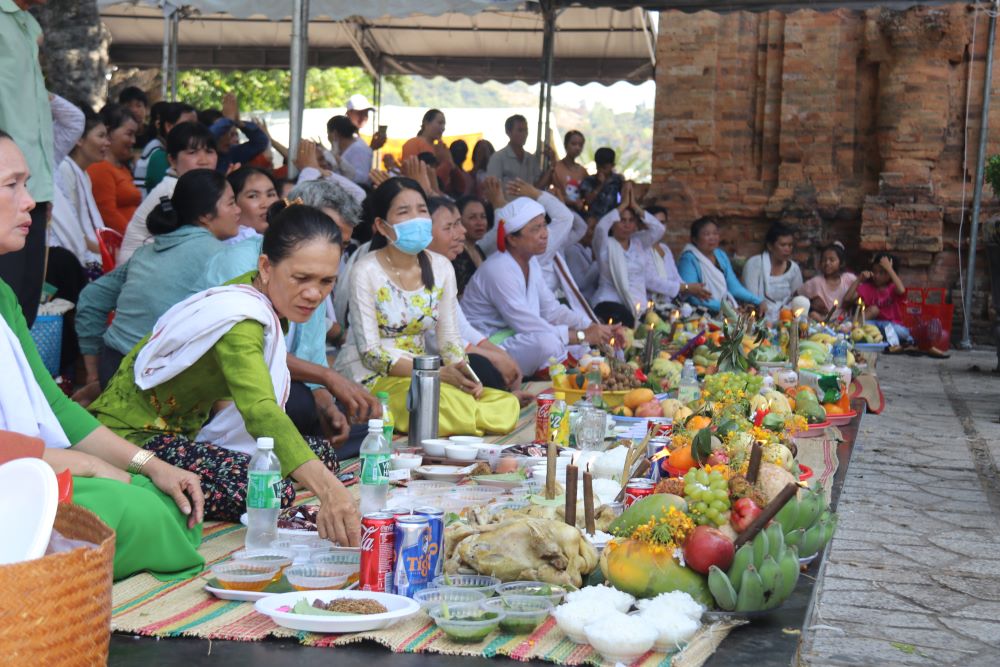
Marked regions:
[798,349,1000,666]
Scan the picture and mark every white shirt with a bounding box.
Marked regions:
[564,243,598,299]
[118,174,177,264]
[461,251,591,343]
[592,238,675,313]
[340,139,373,186]
[591,208,665,262]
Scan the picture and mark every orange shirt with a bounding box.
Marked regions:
[401,136,452,183]
[87,161,142,235]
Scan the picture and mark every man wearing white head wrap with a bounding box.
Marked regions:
[461,196,617,376]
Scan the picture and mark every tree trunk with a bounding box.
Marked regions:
[31,0,110,111]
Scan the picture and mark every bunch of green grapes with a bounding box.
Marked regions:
[702,372,764,402]
[683,467,731,526]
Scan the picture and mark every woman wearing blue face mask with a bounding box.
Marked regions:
[334,178,519,436]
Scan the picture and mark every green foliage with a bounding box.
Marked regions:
[177,67,377,111]
[986,154,1000,199]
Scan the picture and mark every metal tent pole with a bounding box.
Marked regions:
[160,3,172,100]
[169,8,179,101]
[535,0,555,169]
[961,0,998,349]
[288,0,310,180]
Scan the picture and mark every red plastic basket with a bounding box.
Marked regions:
[901,287,953,351]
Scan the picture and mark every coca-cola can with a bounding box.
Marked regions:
[535,393,555,444]
[624,478,656,508]
[647,417,673,439]
[359,512,395,593]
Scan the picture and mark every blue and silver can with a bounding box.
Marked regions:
[413,506,444,579]
[392,514,431,597]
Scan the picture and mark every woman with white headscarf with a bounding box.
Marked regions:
[461,196,617,377]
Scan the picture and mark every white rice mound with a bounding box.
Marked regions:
[635,590,705,621]
[637,608,701,649]
[584,610,658,656]
[565,584,635,612]
[551,600,607,638]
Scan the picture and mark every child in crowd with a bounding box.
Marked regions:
[845,252,913,345]
[799,241,859,322]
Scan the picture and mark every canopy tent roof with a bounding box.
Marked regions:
[98,2,656,85]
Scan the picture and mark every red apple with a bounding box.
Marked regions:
[730,497,763,533]
[683,525,735,574]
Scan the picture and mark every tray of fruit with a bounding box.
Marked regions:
[551,355,648,408]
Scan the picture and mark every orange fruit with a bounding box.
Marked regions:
[624,388,655,410]
[686,415,712,431]
[779,309,794,323]
[668,445,696,472]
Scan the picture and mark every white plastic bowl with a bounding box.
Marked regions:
[421,439,451,457]
[449,435,484,445]
[445,444,478,461]
[391,453,423,470]
[0,458,58,565]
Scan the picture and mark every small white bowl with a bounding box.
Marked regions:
[391,453,423,470]
[475,443,509,461]
[421,439,451,457]
[449,435,484,445]
[445,444,478,462]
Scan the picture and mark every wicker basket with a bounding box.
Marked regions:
[0,503,114,665]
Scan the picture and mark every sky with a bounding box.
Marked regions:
[528,80,657,114]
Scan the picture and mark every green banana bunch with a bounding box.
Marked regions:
[735,565,764,612]
[707,523,820,613]
[708,565,738,611]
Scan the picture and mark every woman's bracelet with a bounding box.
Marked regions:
[126,449,157,475]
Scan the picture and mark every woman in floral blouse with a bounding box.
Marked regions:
[335,177,519,435]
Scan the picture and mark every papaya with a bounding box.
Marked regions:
[608,493,688,538]
[600,538,713,604]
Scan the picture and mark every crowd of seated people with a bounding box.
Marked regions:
[0,83,904,580]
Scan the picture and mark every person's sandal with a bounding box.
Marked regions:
[926,347,950,359]
[884,345,904,355]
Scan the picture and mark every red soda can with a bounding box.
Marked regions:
[359,512,395,593]
[624,478,655,508]
[390,507,412,519]
[647,417,673,439]
[535,393,555,444]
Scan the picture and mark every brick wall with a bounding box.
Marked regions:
[649,4,1000,340]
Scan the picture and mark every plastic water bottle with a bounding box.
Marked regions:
[359,419,390,517]
[678,359,700,404]
[246,437,282,550]
[832,335,849,367]
[376,391,396,448]
[584,356,604,407]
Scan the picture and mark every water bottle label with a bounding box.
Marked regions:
[361,453,391,485]
[247,470,282,509]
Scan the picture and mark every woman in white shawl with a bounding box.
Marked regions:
[677,217,763,314]
[50,106,108,277]
[741,222,805,320]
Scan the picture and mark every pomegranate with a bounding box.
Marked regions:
[682,525,735,574]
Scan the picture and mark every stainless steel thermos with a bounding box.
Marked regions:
[407,355,441,448]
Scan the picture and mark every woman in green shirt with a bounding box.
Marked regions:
[0,130,205,581]
[90,202,361,547]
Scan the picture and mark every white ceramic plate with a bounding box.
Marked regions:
[0,458,58,565]
[471,474,528,489]
[413,465,469,482]
[205,578,357,602]
[254,589,420,633]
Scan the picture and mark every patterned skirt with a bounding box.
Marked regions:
[142,434,340,523]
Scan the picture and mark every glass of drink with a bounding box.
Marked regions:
[575,407,607,451]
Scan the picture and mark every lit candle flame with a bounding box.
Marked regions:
[608,318,613,325]
[833,299,839,307]
[793,308,804,318]
[610,337,615,347]
[672,310,680,321]
[635,302,642,313]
